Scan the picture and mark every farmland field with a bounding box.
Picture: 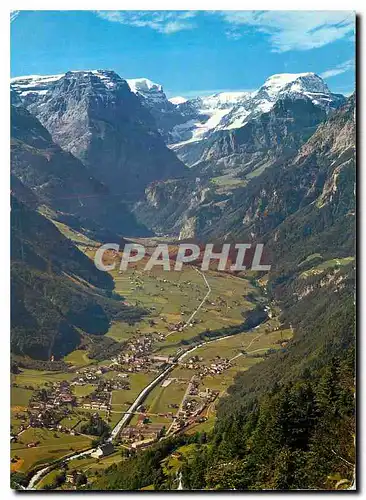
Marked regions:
[11,428,93,473]
[84,247,260,353]
[12,369,76,389]
[63,350,93,367]
[11,241,289,486]
[111,373,156,410]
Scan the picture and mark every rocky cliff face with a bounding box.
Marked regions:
[169,73,345,167]
[11,71,345,173]
[24,70,186,198]
[216,72,345,132]
[134,95,332,236]
[201,94,356,254]
[11,103,148,238]
[127,77,187,139]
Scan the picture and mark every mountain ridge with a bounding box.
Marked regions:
[11,71,345,146]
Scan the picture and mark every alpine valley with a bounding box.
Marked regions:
[10,69,355,491]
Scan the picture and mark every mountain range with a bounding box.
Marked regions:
[10,68,354,356]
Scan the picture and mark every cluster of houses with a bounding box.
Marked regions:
[23,382,77,430]
[182,355,232,376]
[30,381,76,409]
[119,423,166,448]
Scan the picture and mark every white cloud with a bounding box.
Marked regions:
[321,59,355,79]
[95,11,197,34]
[225,28,243,41]
[10,11,20,23]
[220,11,355,52]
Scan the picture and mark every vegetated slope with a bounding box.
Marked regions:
[11,103,148,238]
[179,95,356,490]
[26,70,186,199]
[11,188,145,360]
[93,96,356,491]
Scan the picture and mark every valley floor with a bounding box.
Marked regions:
[11,240,292,490]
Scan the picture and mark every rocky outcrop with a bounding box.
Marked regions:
[127,78,187,139]
[25,70,186,198]
[11,104,148,238]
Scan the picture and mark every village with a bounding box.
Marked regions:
[11,251,291,490]
[11,348,225,448]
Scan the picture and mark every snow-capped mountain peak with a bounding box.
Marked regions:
[127,77,163,94]
[126,77,169,110]
[11,70,128,106]
[214,72,339,132]
[169,96,187,105]
[11,70,345,151]
[11,74,64,98]
[257,72,330,99]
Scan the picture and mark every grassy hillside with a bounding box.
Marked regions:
[11,194,145,359]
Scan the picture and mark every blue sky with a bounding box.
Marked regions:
[11,10,356,97]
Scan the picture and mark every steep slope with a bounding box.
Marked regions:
[11,189,145,360]
[134,95,329,236]
[100,95,356,493]
[127,77,186,138]
[10,74,64,106]
[171,73,345,166]
[11,103,148,238]
[25,70,186,198]
[169,91,252,146]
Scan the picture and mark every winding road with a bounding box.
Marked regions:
[25,268,262,490]
[25,269,213,490]
[183,268,212,327]
[166,267,212,337]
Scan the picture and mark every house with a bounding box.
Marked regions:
[66,473,76,484]
[131,437,156,449]
[91,442,115,458]
[66,471,86,485]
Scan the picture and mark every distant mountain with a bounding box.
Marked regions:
[11,70,348,240]
[126,77,188,138]
[179,96,355,491]
[134,94,330,236]
[170,73,346,165]
[12,70,186,198]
